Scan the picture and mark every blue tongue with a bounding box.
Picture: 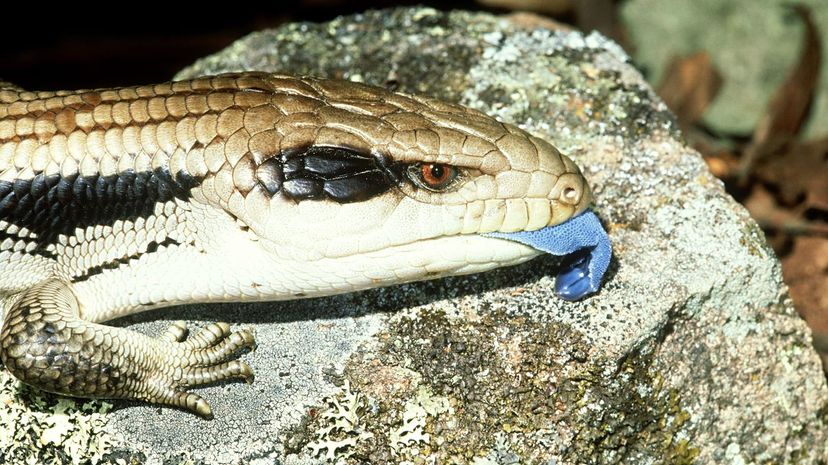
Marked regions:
[483,210,612,301]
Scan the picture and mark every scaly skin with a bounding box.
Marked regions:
[0,72,591,417]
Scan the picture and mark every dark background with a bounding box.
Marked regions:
[0,2,507,90]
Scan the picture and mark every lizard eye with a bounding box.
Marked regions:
[409,163,459,191]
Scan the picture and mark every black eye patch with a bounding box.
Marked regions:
[257,146,401,203]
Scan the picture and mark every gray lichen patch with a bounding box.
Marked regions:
[304,380,375,461]
[290,308,699,464]
[0,369,118,465]
[459,29,679,145]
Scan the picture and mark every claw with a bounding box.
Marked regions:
[0,279,257,418]
[144,323,257,417]
[483,209,612,300]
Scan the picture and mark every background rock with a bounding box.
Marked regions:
[1,7,826,465]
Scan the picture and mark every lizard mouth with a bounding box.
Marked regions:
[482,210,612,301]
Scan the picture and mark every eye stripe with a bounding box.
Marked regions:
[303,150,377,178]
[255,159,283,196]
[258,145,400,203]
[323,171,390,202]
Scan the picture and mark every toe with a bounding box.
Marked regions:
[161,321,189,342]
[184,322,232,349]
[181,360,255,386]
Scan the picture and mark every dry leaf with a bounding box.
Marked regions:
[477,0,573,15]
[737,4,822,182]
[505,12,571,31]
[782,236,828,334]
[755,137,828,210]
[574,0,618,40]
[657,52,723,127]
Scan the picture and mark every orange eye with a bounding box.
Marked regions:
[416,163,458,190]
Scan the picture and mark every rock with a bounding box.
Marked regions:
[620,0,828,138]
[2,7,826,465]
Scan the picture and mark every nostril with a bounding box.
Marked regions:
[562,187,579,203]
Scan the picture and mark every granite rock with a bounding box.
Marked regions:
[1,7,826,465]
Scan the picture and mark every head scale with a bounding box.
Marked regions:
[196,73,592,296]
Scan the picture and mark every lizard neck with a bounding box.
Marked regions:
[0,78,266,248]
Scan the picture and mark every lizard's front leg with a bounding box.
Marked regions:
[0,279,256,418]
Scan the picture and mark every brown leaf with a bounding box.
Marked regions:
[813,332,828,374]
[657,52,723,127]
[782,236,828,334]
[742,182,828,253]
[505,12,572,32]
[477,0,573,15]
[784,234,828,375]
[701,147,739,179]
[744,183,798,229]
[574,0,618,41]
[737,4,822,182]
[755,136,828,209]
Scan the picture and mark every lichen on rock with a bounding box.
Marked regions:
[0,370,117,465]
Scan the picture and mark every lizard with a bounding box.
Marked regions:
[0,72,611,418]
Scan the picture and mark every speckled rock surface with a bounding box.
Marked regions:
[2,7,826,465]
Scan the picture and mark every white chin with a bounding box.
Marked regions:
[313,234,542,293]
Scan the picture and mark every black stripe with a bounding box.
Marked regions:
[0,230,57,259]
[0,168,200,250]
[260,146,403,203]
[71,237,182,283]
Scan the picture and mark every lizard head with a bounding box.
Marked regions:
[198,74,593,296]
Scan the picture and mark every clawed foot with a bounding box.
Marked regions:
[1,279,257,419]
[143,321,257,418]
